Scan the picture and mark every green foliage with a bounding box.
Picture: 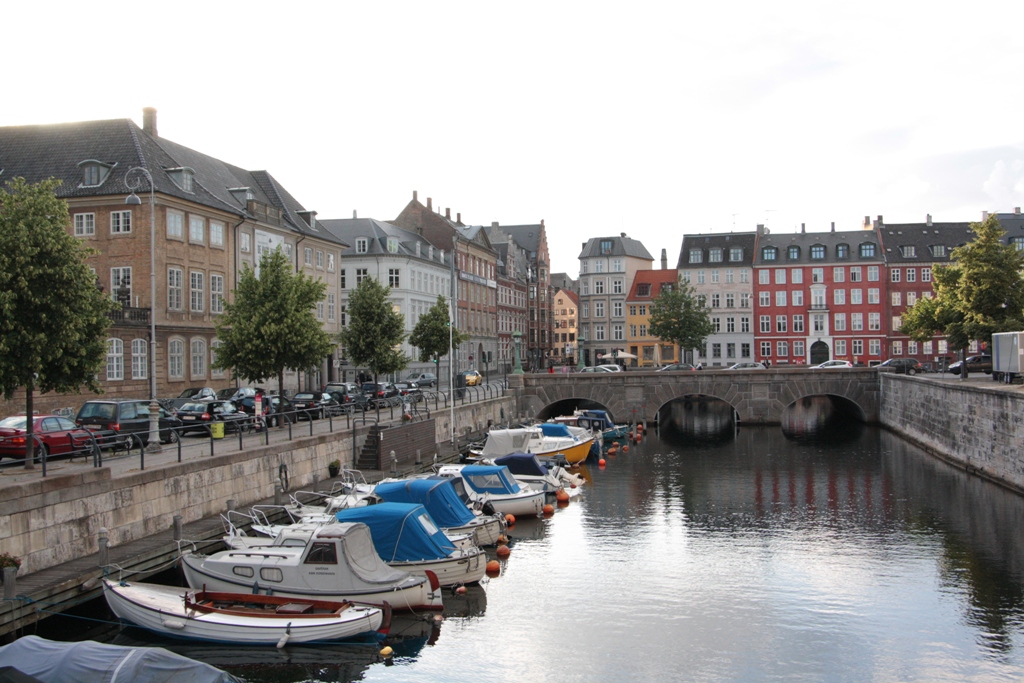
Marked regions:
[408,295,468,363]
[337,277,409,380]
[0,551,21,570]
[213,249,333,388]
[647,278,715,350]
[0,177,114,401]
[901,215,1024,352]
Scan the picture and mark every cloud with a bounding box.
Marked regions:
[982,159,1024,207]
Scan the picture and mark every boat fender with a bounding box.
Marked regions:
[481,501,496,516]
[251,581,260,594]
[162,619,186,630]
[276,623,292,649]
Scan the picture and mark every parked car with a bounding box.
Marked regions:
[361,382,401,407]
[166,387,218,410]
[395,382,424,403]
[460,370,483,386]
[75,400,183,447]
[878,358,924,375]
[175,400,251,435]
[596,364,623,372]
[216,387,261,403]
[0,414,95,462]
[726,362,767,370]
[579,366,614,373]
[325,383,364,412]
[291,392,342,419]
[236,393,296,427]
[812,360,854,369]
[404,372,438,388]
[948,355,993,375]
[657,363,697,372]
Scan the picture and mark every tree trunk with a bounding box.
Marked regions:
[23,380,35,470]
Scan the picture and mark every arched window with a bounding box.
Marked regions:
[131,339,148,380]
[191,338,207,378]
[211,340,224,378]
[168,338,184,379]
[106,339,124,381]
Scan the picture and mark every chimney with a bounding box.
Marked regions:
[620,232,626,238]
[831,221,835,233]
[445,208,451,220]
[875,214,884,228]
[413,190,418,202]
[801,223,806,234]
[427,197,432,211]
[982,210,989,221]
[863,216,871,229]
[142,107,158,137]
[1016,207,1021,215]
[352,210,357,219]
[492,221,499,228]
[457,213,461,224]
[926,213,932,226]
[660,248,668,270]
[541,219,545,227]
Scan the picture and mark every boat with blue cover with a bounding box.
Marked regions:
[434,464,546,517]
[334,502,487,586]
[490,452,584,496]
[472,423,595,464]
[373,478,505,546]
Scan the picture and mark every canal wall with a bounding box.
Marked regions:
[880,375,1024,494]
[1,397,512,577]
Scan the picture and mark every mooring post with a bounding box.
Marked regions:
[390,450,398,476]
[312,472,320,493]
[415,448,422,465]
[275,484,283,506]
[98,527,108,567]
[173,515,182,541]
[226,499,236,512]
[3,566,16,600]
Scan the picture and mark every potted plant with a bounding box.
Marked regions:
[0,552,21,582]
[328,459,340,478]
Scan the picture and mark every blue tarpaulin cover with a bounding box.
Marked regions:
[539,423,574,438]
[335,502,456,562]
[580,410,615,430]
[373,479,476,527]
[457,465,523,495]
[493,452,548,477]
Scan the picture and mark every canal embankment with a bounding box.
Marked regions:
[880,374,1024,495]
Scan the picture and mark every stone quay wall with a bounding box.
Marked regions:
[880,375,1024,494]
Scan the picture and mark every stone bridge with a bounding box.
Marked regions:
[509,368,882,425]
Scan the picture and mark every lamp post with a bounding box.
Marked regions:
[577,332,586,371]
[125,167,161,453]
[512,330,524,374]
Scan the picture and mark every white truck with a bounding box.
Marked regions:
[991,331,1024,383]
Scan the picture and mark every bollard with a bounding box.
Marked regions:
[312,473,320,493]
[416,448,422,465]
[227,499,236,512]
[3,566,16,600]
[98,528,109,567]
[275,484,283,506]
[173,515,183,541]
[390,450,398,475]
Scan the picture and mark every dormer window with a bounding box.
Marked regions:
[166,167,195,193]
[859,242,877,258]
[229,187,255,206]
[900,245,916,258]
[709,248,723,263]
[787,246,800,260]
[77,160,113,187]
[637,283,651,297]
[762,246,778,261]
[810,245,826,259]
[836,244,850,259]
[387,238,399,253]
[688,249,703,264]
[355,238,368,254]
[930,244,946,258]
[729,247,743,262]
[600,240,613,255]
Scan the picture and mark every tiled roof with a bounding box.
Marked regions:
[627,269,677,300]
[878,222,974,264]
[754,226,884,266]
[579,235,654,260]
[500,223,544,254]
[677,232,756,269]
[320,218,449,266]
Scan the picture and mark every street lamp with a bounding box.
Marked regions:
[125,167,161,453]
[577,331,586,371]
[512,330,524,374]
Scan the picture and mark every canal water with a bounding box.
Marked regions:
[34,419,1024,682]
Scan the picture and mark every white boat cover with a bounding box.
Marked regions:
[0,635,240,683]
[479,428,535,456]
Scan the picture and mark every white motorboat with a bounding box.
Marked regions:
[434,464,546,517]
[471,424,596,464]
[181,523,443,612]
[103,579,387,646]
[475,453,584,496]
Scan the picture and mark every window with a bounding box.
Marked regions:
[741,342,751,358]
[869,339,881,356]
[697,271,705,284]
[356,268,368,285]
[356,238,368,253]
[760,315,771,333]
[853,339,863,356]
[595,324,606,340]
[210,220,224,248]
[850,267,862,282]
[106,338,123,380]
[211,340,224,378]
[777,341,788,357]
[810,245,825,259]
[82,163,104,186]
[741,317,750,333]
[304,542,338,565]
[594,301,605,317]
[759,292,771,307]
[613,279,624,294]
[726,317,735,333]
[837,244,850,259]
[110,210,132,234]
[211,274,225,314]
[613,259,623,272]
[775,269,786,284]
[725,269,734,284]
[711,294,721,308]
[907,292,917,306]
[868,288,879,304]
[833,267,844,283]
[892,340,903,356]
[168,339,184,378]
[316,300,324,320]
[712,317,721,332]
[761,341,772,357]
[775,291,786,306]
[812,268,823,283]
[328,293,336,321]
[833,289,845,305]
[867,266,879,282]
[730,247,743,262]
[582,303,589,318]
[191,339,206,377]
[304,247,313,266]
[327,253,335,271]
[793,315,804,333]
[712,343,722,358]
[387,238,398,254]
[776,315,787,333]
[613,301,623,317]
[812,289,825,307]
[834,313,846,331]
[852,312,863,331]
[581,280,589,295]
[168,268,183,310]
[240,232,251,252]
[869,312,881,330]
[613,324,624,340]
[922,268,932,282]
[74,213,95,236]
[190,271,205,312]
[595,279,605,294]
[787,246,800,260]
[759,269,770,284]
[812,314,825,332]
[111,267,132,301]
[930,245,946,258]
[131,339,147,379]
[726,293,735,308]
[859,243,876,258]
[792,269,803,284]
[851,289,862,305]
[189,215,205,244]
[836,339,847,355]
[709,248,723,263]
[892,316,902,331]
[906,268,916,282]
[600,240,613,255]
[762,247,777,261]
[741,293,751,308]
[909,340,918,354]
[340,269,346,289]
[340,304,347,327]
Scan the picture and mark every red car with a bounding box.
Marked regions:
[0,414,94,462]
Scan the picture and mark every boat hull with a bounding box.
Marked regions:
[391,548,488,587]
[532,437,593,465]
[103,580,383,645]
[445,515,504,546]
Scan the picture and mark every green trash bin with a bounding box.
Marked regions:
[210,421,225,439]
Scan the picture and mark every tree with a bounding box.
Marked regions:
[213,248,333,393]
[408,295,469,366]
[901,214,1024,374]
[337,277,408,382]
[647,279,715,357]
[0,177,115,468]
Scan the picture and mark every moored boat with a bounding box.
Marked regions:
[434,464,546,517]
[491,452,585,495]
[472,423,595,464]
[373,477,506,546]
[103,579,388,646]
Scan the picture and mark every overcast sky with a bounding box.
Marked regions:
[7,2,1024,275]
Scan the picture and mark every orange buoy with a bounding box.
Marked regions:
[570,483,577,489]
[486,560,501,574]
[505,514,516,527]
[557,498,570,507]
[496,534,509,544]
[598,458,606,466]
[555,489,570,503]
[496,544,511,558]
[543,504,554,516]
[622,445,629,452]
